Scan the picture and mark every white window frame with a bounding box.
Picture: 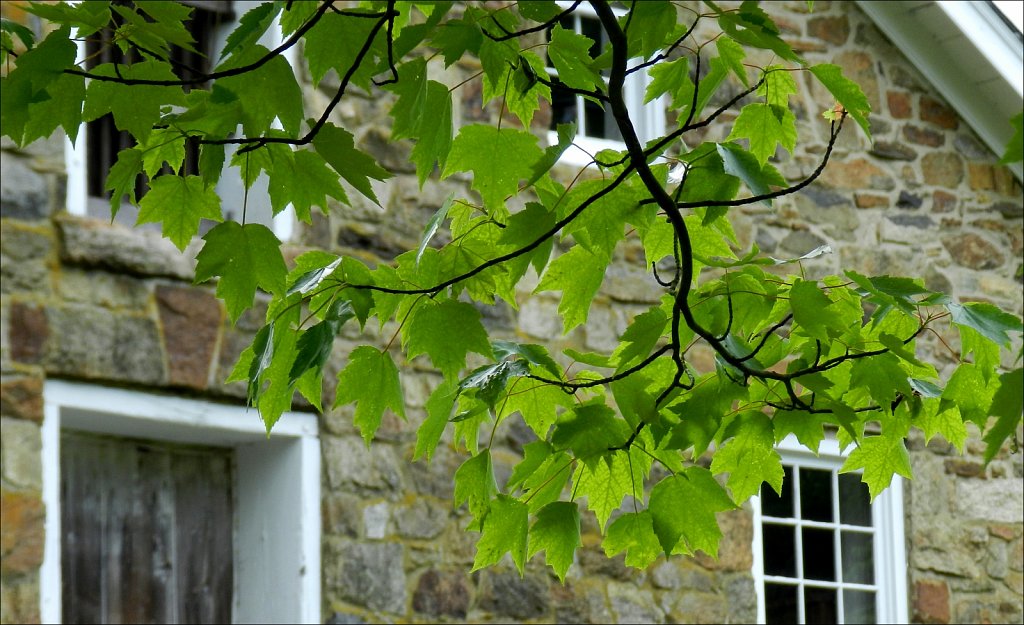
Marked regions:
[547,1,666,167]
[751,435,908,624]
[40,380,321,624]
[64,0,296,240]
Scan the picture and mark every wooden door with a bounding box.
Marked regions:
[61,431,234,624]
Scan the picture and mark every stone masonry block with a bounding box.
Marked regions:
[0,376,43,423]
[0,488,46,576]
[156,285,223,389]
[914,579,951,624]
[0,152,49,220]
[0,417,42,490]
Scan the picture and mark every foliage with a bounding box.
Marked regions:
[3,0,1022,579]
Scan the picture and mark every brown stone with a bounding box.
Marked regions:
[920,96,959,130]
[0,489,45,576]
[870,140,917,161]
[943,233,1005,270]
[903,124,945,147]
[887,91,913,119]
[988,524,1018,541]
[156,285,223,389]
[932,190,957,213]
[820,158,892,191]
[9,302,48,364]
[854,193,889,209]
[0,376,43,423]
[914,580,951,624]
[968,163,996,191]
[412,569,470,618]
[944,458,984,478]
[807,16,850,45]
[922,152,964,188]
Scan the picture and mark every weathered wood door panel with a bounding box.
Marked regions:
[61,431,234,624]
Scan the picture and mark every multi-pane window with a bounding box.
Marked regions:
[752,437,908,625]
[544,3,664,166]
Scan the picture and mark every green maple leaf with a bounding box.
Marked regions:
[254,324,299,432]
[520,451,573,514]
[455,450,496,521]
[482,51,550,129]
[716,36,748,86]
[414,379,458,461]
[727,102,797,165]
[809,63,872,138]
[302,10,382,89]
[645,56,690,107]
[137,175,221,251]
[716,142,786,205]
[648,467,736,557]
[83,60,187,144]
[443,125,542,212]
[194,222,287,322]
[410,81,454,186]
[528,501,581,582]
[289,301,355,385]
[914,402,967,452]
[104,148,144,215]
[710,411,784,503]
[552,402,630,463]
[334,346,405,444]
[498,202,557,282]
[839,433,912,501]
[216,45,303,135]
[603,511,662,569]
[219,2,280,60]
[21,3,109,37]
[23,72,85,145]
[268,149,348,220]
[508,441,554,492]
[982,368,1024,463]
[772,410,828,453]
[946,302,1023,348]
[572,450,642,529]
[939,363,995,427]
[139,127,186,178]
[547,25,604,92]
[473,495,529,573]
[313,123,392,206]
[611,306,669,369]
[405,299,493,381]
[999,111,1023,164]
[535,246,610,333]
[790,279,845,342]
[499,377,572,438]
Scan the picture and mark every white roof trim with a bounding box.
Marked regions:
[857,0,1024,181]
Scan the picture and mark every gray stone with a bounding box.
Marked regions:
[334,541,407,614]
[953,134,992,160]
[518,297,563,339]
[44,305,166,385]
[0,224,52,295]
[993,201,1023,219]
[58,216,198,280]
[887,214,934,228]
[801,184,851,208]
[412,569,470,618]
[58,268,150,310]
[986,537,1009,579]
[669,591,727,624]
[324,613,366,625]
[722,573,758,622]
[778,230,827,256]
[0,153,49,220]
[478,569,550,620]
[956,479,1024,523]
[363,502,390,539]
[896,191,923,209]
[0,417,42,490]
[869,141,917,161]
[607,582,662,623]
[323,436,403,493]
[394,498,448,540]
[407,446,460,499]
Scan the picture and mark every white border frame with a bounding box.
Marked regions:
[750,435,908,624]
[547,1,666,168]
[64,1,297,239]
[41,380,321,624]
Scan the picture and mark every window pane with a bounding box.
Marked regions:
[843,589,877,624]
[763,523,797,577]
[838,473,872,526]
[800,468,833,522]
[762,465,793,518]
[841,531,875,584]
[765,583,798,625]
[802,527,836,581]
[805,587,838,624]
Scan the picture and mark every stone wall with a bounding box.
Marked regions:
[1,1,1022,624]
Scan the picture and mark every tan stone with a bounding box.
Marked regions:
[931,190,957,213]
[807,16,850,45]
[819,158,892,190]
[0,376,43,423]
[854,193,889,209]
[942,233,1005,270]
[922,152,964,188]
[968,163,996,191]
[0,489,45,576]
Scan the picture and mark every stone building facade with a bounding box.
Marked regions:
[1,1,1022,623]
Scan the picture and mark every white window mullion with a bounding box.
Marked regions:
[793,466,805,624]
[832,470,845,624]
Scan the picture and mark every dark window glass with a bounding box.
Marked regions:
[802,527,836,581]
[762,465,793,517]
[841,531,875,584]
[800,468,833,522]
[765,583,799,625]
[804,587,838,624]
[763,523,797,577]
[843,589,876,624]
[838,473,872,526]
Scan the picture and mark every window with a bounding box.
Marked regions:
[545,2,665,166]
[41,380,321,624]
[751,436,908,624]
[64,1,295,239]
